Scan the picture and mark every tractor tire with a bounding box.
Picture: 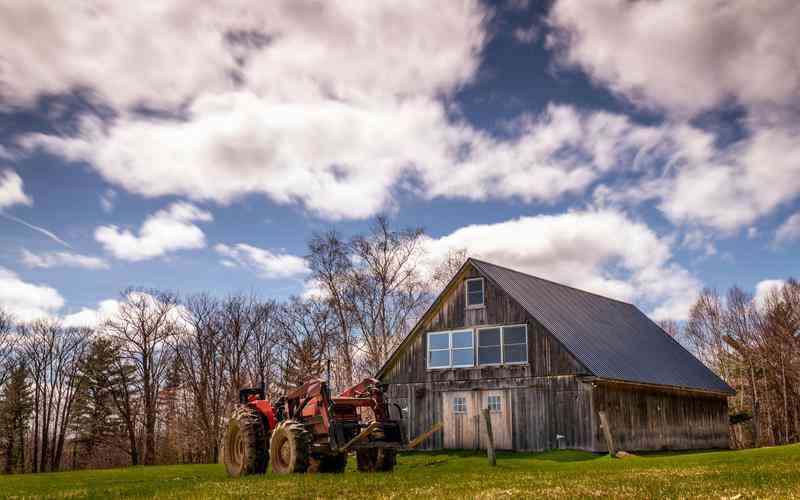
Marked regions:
[269,420,312,474]
[224,405,268,477]
[356,448,397,472]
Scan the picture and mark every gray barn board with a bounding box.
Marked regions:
[377,259,733,452]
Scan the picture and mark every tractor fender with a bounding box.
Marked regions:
[252,400,278,431]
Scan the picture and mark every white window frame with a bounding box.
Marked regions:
[427,329,475,369]
[465,277,485,309]
[453,396,467,414]
[477,324,528,366]
[487,395,502,413]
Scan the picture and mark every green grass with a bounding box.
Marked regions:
[2,445,800,499]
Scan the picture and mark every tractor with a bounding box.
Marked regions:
[224,377,407,476]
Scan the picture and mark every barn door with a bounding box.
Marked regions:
[443,391,479,449]
[480,390,513,450]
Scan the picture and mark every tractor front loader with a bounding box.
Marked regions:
[224,377,411,476]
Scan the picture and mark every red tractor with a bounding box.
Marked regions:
[224,377,407,476]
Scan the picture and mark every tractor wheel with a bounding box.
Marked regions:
[269,420,312,474]
[356,448,397,472]
[224,405,268,477]
[308,452,348,473]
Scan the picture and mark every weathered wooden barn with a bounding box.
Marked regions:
[377,258,734,452]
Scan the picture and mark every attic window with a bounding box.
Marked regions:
[466,278,484,308]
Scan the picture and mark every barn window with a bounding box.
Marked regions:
[453,397,467,414]
[466,278,485,308]
[477,324,528,365]
[427,330,474,369]
[487,395,501,412]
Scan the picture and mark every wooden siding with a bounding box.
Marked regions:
[381,264,588,385]
[591,381,729,451]
[386,375,595,451]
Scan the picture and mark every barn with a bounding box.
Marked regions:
[377,258,734,452]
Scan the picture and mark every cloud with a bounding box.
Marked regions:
[0,267,64,321]
[21,249,109,270]
[547,0,800,115]
[95,202,212,261]
[99,189,117,213]
[421,209,700,320]
[62,299,121,328]
[214,243,309,279]
[0,170,32,208]
[754,279,786,310]
[513,25,539,44]
[773,213,800,247]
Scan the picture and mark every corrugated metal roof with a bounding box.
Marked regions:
[471,259,734,395]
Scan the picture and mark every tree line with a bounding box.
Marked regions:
[0,218,462,473]
[678,280,800,449]
[0,216,797,473]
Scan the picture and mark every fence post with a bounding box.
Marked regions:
[598,411,616,456]
[482,408,496,466]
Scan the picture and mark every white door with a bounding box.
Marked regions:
[480,390,513,450]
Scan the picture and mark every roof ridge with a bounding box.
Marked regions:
[469,257,635,307]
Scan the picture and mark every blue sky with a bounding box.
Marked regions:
[0,0,798,325]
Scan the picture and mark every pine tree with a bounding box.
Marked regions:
[0,363,33,474]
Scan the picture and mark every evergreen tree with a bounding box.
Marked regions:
[0,363,33,474]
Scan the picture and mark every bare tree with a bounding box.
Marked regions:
[245,299,280,398]
[430,247,469,293]
[275,297,335,388]
[349,217,429,375]
[0,308,15,389]
[18,320,88,472]
[175,293,227,463]
[105,289,178,465]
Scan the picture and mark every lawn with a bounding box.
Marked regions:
[2,445,799,499]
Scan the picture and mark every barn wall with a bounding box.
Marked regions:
[385,375,595,452]
[591,382,730,451]
[381,264,588,386]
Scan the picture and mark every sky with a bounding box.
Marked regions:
[0,0,798,327]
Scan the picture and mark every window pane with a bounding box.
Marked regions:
[452,348,474,367]
[478,328,501,347]
[503,325,526,345]
[478,346,501,365]
[452,330,473,348]
[467,291,484,306]
[453,397,466,413]
[429,349,449,368]
[428,333,449,350]
[467,279,483,293]
[503,343,528,363]
[487,395,501,412]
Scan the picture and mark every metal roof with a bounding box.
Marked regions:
[471,259,734,395]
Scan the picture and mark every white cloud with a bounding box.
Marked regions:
[754,279,786,310]
[513,25,539,44]
[421,209,701,321]
[21,249,109,269]
[547,1,800,232]
[62,299,121,328]
[0,170,32,208]
[99,189,117,213]
[547,0,800,115]
[0,267,64,321]
[773,213,800,247]
[215,243,309,279]
[681,229,716,257]
[95,202,212,261]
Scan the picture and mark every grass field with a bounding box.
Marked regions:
[2,444,799,499]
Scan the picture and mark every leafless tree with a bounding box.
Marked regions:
[175,293,227,463]
[104,289,179,466]
[275,297,335,388]
[430,247,469,293]
[0,308,15,389]
[18,320,88,472]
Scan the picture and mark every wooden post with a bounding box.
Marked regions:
[482,408,496,466]
[598,411,616,456]
[406,422,443,450]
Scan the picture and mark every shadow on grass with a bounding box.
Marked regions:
[400,449,604,464]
